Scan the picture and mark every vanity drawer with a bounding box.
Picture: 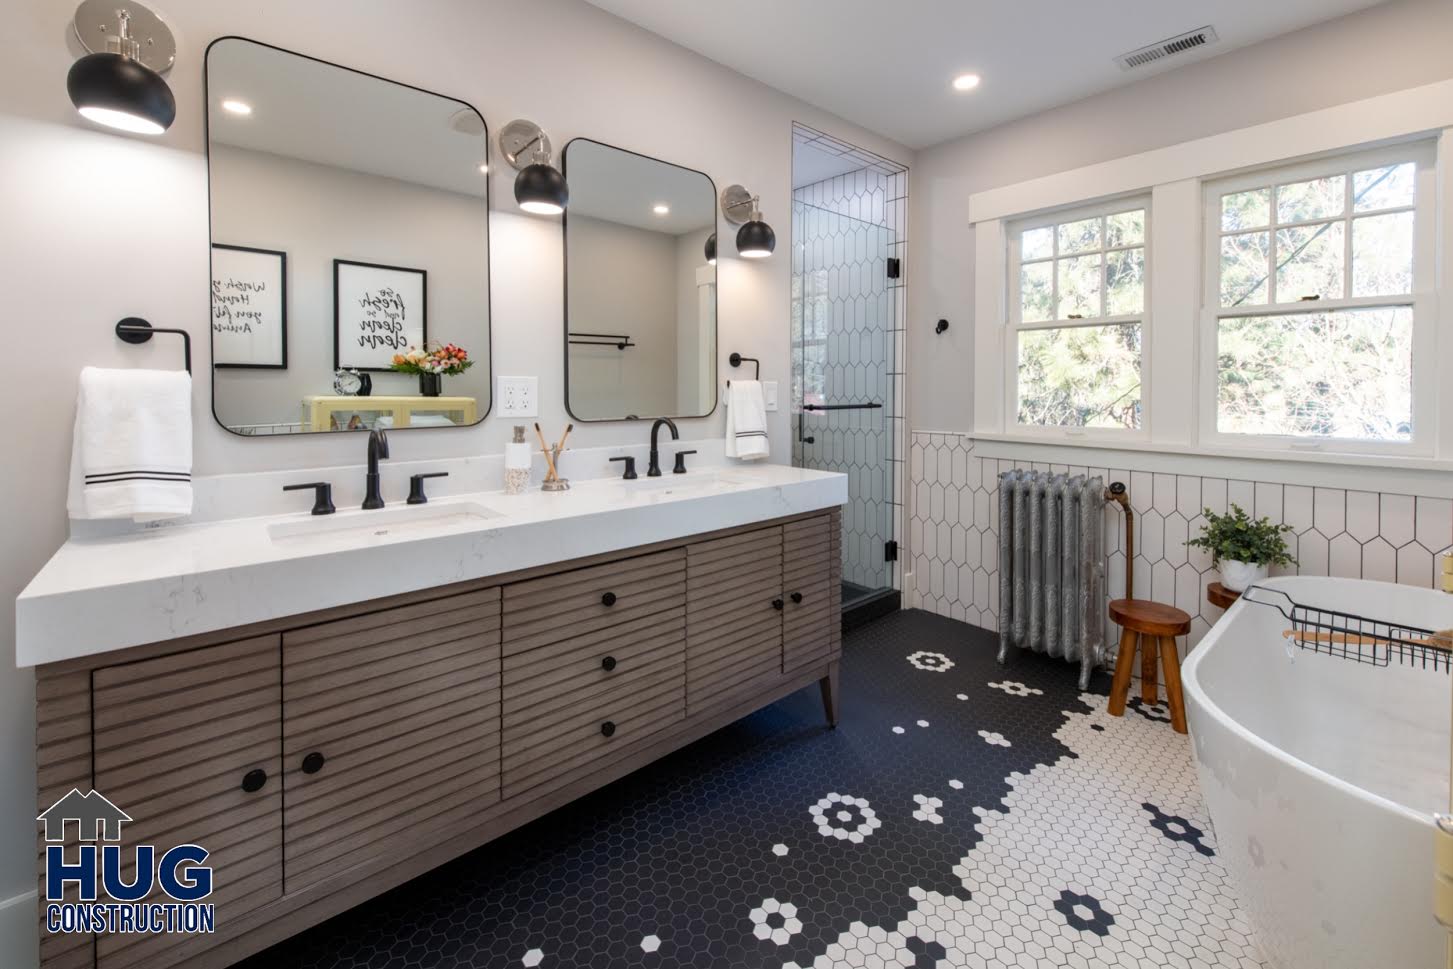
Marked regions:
[504,606,686,709]
[783,514,839,674]
[503,548,685,655]
[685,525,785,715]
[281,587,502,894]
[91,635,283,969]
[502,651,685,800]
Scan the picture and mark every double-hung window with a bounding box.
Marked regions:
[1202,143,1435,454]
[1008,199,1149,435]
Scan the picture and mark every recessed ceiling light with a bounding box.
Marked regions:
[478,163,489,174]
[952,73,981,92]
[652,203,670,215]
[221,98,252,115]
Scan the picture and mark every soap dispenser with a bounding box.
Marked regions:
[504,425,531,495]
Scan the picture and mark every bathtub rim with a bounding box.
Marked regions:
[1180,575,1442,829]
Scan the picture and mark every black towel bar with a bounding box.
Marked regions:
[115,317,192,374]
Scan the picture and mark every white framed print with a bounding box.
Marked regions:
[211,244,287,369]
[334,259,428,371]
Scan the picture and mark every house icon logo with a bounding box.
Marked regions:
[36,789,132,843]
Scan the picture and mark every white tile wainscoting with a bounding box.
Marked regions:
[904,431,1453,654]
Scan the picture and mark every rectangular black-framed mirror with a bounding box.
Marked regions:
[563,139,718,422]
[205,37,491,436]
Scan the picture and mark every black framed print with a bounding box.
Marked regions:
[334,259,428,371]
[211,244,288,368]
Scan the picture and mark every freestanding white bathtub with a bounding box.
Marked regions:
[1182,575,1453,969]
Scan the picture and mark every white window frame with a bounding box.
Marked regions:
[1198,142,1438,458]
[1005,196,1152,442]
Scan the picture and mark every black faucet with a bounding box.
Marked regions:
[646,418,678,477]
[363,429,390,509]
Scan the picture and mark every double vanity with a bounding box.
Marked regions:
[21,462,846,969]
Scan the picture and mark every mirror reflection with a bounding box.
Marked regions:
[207,38,491,435]
[564,139,717,421]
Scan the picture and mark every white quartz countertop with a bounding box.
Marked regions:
[17,464,846,667]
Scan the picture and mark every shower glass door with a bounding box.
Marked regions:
[791,200,897,608]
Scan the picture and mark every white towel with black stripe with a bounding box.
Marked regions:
[724,379,769,461]
[67,367,193,521]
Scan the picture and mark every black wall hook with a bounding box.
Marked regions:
[935,319,950,335]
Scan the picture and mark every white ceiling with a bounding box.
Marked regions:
[585,0,1391,150]
[792,140,874,189]
[207,38,489,197]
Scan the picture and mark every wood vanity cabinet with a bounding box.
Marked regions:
[32,509,841,969]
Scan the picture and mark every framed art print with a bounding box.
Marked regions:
[334,259,427,371]
[211,244,287,368]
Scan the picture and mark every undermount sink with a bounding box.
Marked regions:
[268,501,501,543]
[614,471,756,499]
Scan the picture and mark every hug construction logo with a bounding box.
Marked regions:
[37,789,215,936]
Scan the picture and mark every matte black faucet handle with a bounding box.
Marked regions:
[407,472,449,505]
[672,450,697,475]
[283,482,335,516]
[609,456,638,480]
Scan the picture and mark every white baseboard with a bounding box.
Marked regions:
[0,889,38,969]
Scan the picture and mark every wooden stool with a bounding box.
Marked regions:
[1107,599,1191,734]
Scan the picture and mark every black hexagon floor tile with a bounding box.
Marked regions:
[237,608,1261,969]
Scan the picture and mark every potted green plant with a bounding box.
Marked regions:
[1186,504,1297,592]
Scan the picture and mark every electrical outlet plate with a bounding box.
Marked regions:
[497,376,538,418]
[762,380,778,412]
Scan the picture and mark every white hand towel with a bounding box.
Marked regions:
[724,380,770,461]
[67,367,193,522]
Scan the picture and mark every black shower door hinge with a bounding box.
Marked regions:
[886,257,901,279]
[884,540,898,562]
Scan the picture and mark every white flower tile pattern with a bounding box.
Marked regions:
[906,432,1453,656]
[788,693,1263,969]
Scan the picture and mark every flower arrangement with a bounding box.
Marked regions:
[389,343,473,376]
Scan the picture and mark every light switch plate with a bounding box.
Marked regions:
[762,380,779,412]
[497,376,538,417]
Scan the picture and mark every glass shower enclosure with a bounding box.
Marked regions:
[791,200,898,612]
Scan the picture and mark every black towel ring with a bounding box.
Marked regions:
[727,352,760,385]
[115,317,192,374]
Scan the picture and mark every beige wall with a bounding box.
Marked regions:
[0,0,911,958]
[908,0,1453,433]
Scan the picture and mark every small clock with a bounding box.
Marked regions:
[333,369,372,396]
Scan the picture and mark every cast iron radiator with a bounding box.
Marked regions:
[996,470,1107,689]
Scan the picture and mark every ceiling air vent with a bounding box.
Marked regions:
[1115,26,1219,71]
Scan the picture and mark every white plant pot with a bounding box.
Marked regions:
[1220,559,1269,592]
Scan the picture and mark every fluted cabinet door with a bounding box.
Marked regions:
[281,587,502,894]
[91,635,284,969]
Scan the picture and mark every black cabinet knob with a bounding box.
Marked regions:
[772,598,784,611]
[790,591,803,604]
[301,752,326,775]
[601,591,617,607]
[241,768,268,793]
[601,656,618,672]
[600,721,617,738]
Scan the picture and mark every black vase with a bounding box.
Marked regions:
[419,372,442,397]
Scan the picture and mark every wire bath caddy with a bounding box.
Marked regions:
[1240,584,1453,673]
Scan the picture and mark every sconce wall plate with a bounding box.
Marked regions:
[719,184,755,225]
[74,0,175,72]
[499,119,552,171]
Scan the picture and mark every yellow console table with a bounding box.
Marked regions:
[303,395,478,430]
